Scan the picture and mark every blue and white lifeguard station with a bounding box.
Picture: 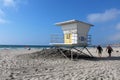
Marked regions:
[51,19,93,46]
[49,19,94,60]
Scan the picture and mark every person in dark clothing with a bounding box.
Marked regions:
[97,45,103,57]
[106,45,113,57]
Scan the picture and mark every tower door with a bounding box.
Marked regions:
[64,33,72,44]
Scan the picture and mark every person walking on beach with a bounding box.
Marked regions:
[106,45,113,57]
[97,45,103,57]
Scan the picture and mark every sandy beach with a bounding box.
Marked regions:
[0,47,120,80]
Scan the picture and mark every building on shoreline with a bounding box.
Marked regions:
[51,19,93,46]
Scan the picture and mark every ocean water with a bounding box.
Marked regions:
[0,45,52,49]
[0,45,95,49]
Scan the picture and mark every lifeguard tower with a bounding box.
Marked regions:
[50,19,94,60]
[51,19,93,46]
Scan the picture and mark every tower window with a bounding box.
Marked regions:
[80,36,85,41]
[66,34,70,39]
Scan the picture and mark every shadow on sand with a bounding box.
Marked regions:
[92,56,120,61]
[27,48,120,61]
[64,54,120,61]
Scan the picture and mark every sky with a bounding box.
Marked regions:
[0,0,120,45]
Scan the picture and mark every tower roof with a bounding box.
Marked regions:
[55,19,94,26]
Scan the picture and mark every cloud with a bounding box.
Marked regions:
[0,18,8,24]
[0,9,5,17]
[1,0,28,9]
[3,0,16,7]
[107,23,120,41]
[109,32,120,41]
[116,23,120,30]
[0,0,28,24]
[0,9,7,24]
[87,8,120,23]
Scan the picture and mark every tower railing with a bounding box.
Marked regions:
[87,35,92,45]
[50,34,92,46]
[50,34,64,44]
